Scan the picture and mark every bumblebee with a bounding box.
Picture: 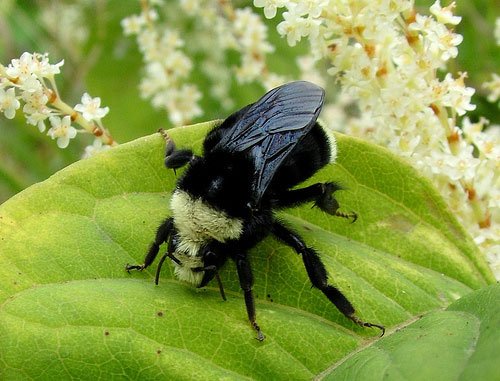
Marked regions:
[126,81,384,340]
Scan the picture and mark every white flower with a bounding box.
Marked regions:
[262,72,288,90]
[162,50,193,79]
[1,51,114,149]
[234,55,266,83]
[430,1,461,25]
[165,84,202,125]
[6,52,63,81]
[30,118,47,133]
[40,3,89,53]
[432,24,463,61]
[253,0,286,19]
[74,93,109,121]
[473,124,500,162]
[18,74,44,93]
[234,8,274,52]
[294,0,329,18]
[409,14,463,62]
[5,52,36,80]
[388,133,421,157]
[121,14,145,36]
[259,0,499,279]
[0,87,20,119]
[446,142,481,182]
[140,62,170,98]
[232,7,274,83]
[47,115,77,148]
[23,101,52,132]
[82,138,111,158]
[277,6,309,46]
[180,0,201,15]
[296,55,325,87]
[441,73,476,116]
[161,30,184,50]
[483,73,500,105]
[22,89,50,121]
[462,117,487,143]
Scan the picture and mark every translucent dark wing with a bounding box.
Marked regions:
[215,81,325,205]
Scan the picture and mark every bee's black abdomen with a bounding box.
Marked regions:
[268,122,332,192]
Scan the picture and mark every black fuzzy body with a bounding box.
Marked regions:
[126,81,385,340]
[175,118,333,281]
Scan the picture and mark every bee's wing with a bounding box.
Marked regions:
[215,81,325,205]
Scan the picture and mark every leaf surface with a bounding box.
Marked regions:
[321,284,500,381]
[0,122,493,380]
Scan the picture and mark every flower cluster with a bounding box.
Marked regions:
[121,3,202,125]
[231,8,276,85]
[121,0,286,125]
[253,0,499,277]
[39,2,89,62]
[484,73,500,108]
[118,1,498,276]
[0,52,114,152]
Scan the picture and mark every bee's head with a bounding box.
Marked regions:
[171,241,229,289]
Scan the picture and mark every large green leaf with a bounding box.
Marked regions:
[0,122,494,380]
[322,283,500,381]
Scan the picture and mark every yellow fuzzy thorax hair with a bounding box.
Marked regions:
[169,189,244,286]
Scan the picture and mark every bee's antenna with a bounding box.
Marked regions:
[158,127,170,142]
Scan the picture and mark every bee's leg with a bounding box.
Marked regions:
[272,182,357,222]
[125,217,174,272]
[234,254,265,341]
[158,129,195,171]
[193,264,227,301]
[214,273,226,301]
[154,234,178,285]
[271,221,384,336]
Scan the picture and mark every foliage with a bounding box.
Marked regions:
[0,2,498,378]
[0,122,495,379]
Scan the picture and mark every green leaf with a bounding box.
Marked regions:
[0,122,493,380]
[321,283,500,381]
